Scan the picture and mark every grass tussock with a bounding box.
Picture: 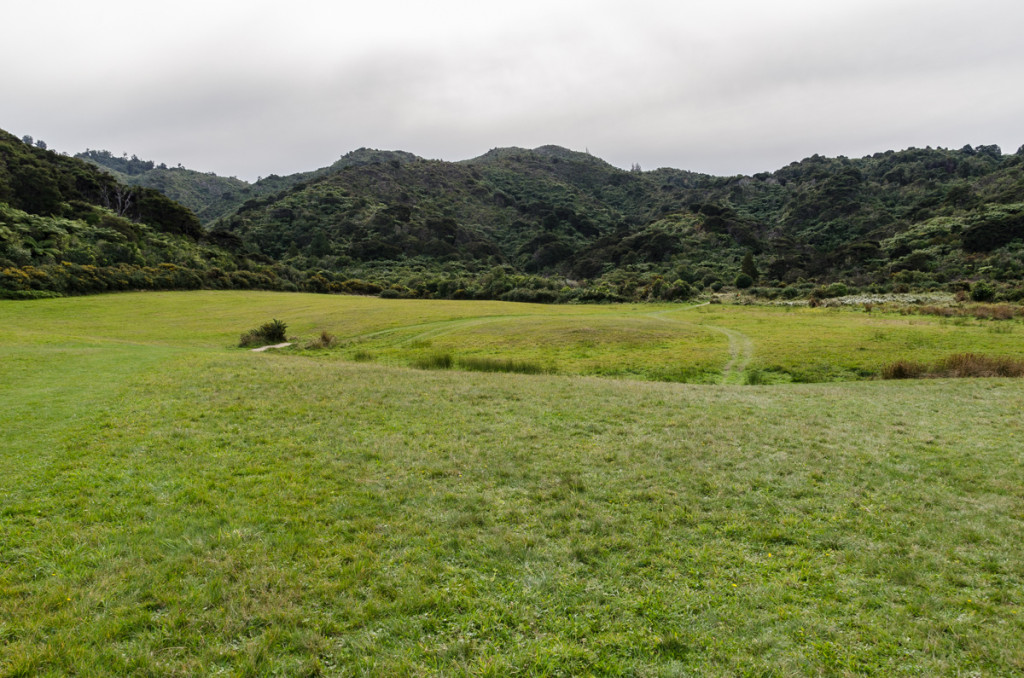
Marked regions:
[411,352,454,370]
[351,350,374,362]
[744,368,770,385]
[457,356,548,374]
[881,360,926,379]
[939,353,1024,377]
[882,353,1024,379]
[305,330,336,349]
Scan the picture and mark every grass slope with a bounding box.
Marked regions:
[1,292,1023,676]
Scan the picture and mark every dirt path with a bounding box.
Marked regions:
[250,342,292,352]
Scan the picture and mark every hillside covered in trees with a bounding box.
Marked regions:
[5,127,1024,302]
[0,130,301,298]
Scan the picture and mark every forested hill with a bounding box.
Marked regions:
[0,130,301,298]
[212,142,1024,299]
[5,126,1024,302]
[75,148,421,225]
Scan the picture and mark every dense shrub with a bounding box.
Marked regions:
[239,319,288,347]
[970,281,996,302]
[780,286,801,299]
[826,282,849,297]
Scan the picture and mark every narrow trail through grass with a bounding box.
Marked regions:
[647,305,753,383]
[397,315,528,346]
[343,313,532,346]
[712,325,755,383]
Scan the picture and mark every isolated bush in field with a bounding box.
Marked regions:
[412,352,453,370]
[458,356,546,374]
[734,273,753,289]
[305,330,336,349]
[239,318,288,347]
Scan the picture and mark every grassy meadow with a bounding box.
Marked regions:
[2,291,1023,676]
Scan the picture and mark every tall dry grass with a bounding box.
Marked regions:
[881,353,1024,379]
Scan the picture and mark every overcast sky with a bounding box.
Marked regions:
[4,0,1023,180]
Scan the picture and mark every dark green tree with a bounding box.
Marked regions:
[740,251,759,282]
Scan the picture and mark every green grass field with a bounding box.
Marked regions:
[2,291,1023,676]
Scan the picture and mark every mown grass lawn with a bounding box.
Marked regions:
[1,292,1023,676]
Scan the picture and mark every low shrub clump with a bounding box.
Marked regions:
[458,356,547,374]
[239,319,288,347]
[881,353,1024,379]
[881,360,926,379]
[939,353,1024,378]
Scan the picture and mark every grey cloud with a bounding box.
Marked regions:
[3,0,1022,180]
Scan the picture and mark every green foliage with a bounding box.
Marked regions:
[457,356,547,374]
[239,318,287,347]
[7,127,1024,300]
[735,272,754,289]
[411,352,454,369]
[740,251,759,281]
[971,281,996,302]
